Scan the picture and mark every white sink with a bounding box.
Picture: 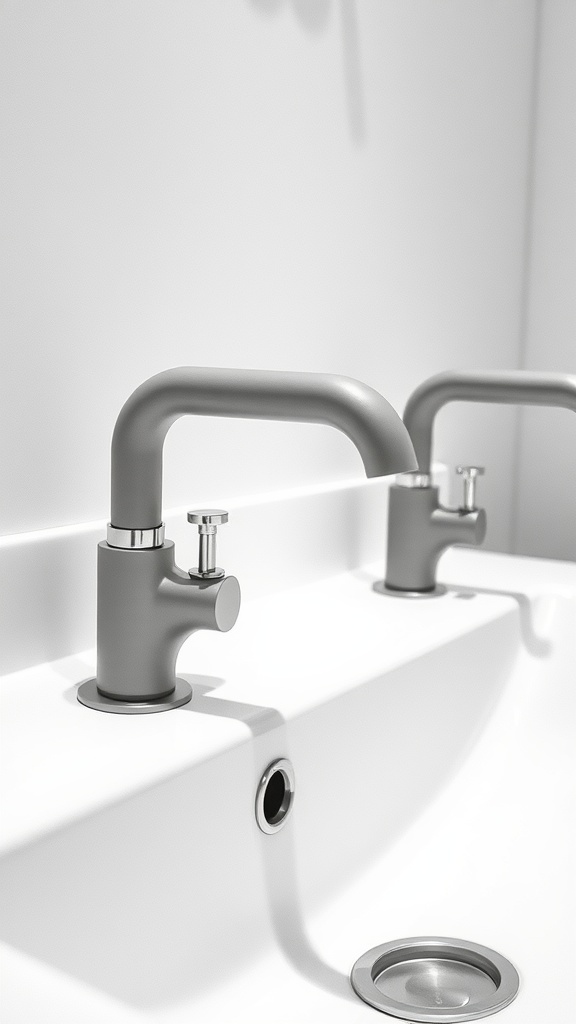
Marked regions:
[0,549,574,1023]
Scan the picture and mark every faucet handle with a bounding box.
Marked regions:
[456,466,485,512]
[188,509,229,579]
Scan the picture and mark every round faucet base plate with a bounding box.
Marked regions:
[373,581,448,600]
[351,937,519,1021]
[77,677,193,714]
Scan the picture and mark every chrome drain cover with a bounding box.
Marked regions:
[350,937,519,1021]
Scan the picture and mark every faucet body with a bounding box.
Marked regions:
[383,483,485,594]
[381,370,576,597]
[94,542,240,703]
[78,367,416,713]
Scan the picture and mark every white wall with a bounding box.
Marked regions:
[2,1,537,550]
[515,0,576,560]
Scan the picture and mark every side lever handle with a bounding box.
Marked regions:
[187,509,229,579]
[456,466,485,512]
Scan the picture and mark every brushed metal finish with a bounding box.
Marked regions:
[404,369,576,476]
[255,758,295,834]
[351,937,519,1021]
[456,467,485,512]
[110,367,416,530]
[87,367,415,713]
[81,542,240,711]
[380,485,486,596]
[106,523,165,550]
[188,566,225,580]
[188,508,228,580]
[382,369,576,597]
[397,471,433,489]
[77,676,192,714]
[187,510,229,526]
[373,580,448,599]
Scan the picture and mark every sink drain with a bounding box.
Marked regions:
[255,759,295,834]
[350,937,519,1022]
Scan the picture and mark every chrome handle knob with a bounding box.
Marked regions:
[456,466,485,512]
[187,509,229,579]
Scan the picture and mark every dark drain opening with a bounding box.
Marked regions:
[255,758,295,834]
[263,770,288,825]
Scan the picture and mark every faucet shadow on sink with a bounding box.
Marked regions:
[0,615,519,1011]
[444,584,553,658]
[0,674,353,1010]
[184,678,355,1003]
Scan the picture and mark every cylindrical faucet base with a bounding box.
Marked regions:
[77,675,193,714]
[383,485,486,594]
[86,541,240,705]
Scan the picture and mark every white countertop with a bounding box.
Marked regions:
[0,551,528,856]
[1,547,575,1024]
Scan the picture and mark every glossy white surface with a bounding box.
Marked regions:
[2,2,534,549]
[1,548,575,1022]
[0,475,396,676]
[1,556,511,855]
[0,468,440,677]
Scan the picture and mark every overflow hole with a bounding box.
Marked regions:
[255,759,295,834]
[263,770,287,825]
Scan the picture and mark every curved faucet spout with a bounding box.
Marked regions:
[404,370,576,476]
[111,367,417,529]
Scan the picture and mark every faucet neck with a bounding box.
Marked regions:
[404,370,576,475]
[110,366,416,530]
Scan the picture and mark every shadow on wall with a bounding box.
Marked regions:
[248,0,366,143]
[250,0,331,32]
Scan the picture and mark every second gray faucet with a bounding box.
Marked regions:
[378,369,576,597]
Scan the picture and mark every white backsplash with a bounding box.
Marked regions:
[0,468,448,676]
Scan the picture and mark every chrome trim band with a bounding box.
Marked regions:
[396,471,432,488]
[77,676,191,714]
[106,523,165,549]
[373,580,448,600]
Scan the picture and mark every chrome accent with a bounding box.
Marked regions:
[77,676,192,714]
[106,523,165,549]
[396,471,432,488]
[456,465,485,512]
[188,509,228,580]
[255,758,295,834]
[373,580,448,599]
[188,567,225,580]
[187,510,229,526]
[351,936,520,1021]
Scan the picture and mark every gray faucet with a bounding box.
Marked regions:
[377,369,576,598]
[78,366,417,713]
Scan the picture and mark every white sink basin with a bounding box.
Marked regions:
[0,549,574,1023]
